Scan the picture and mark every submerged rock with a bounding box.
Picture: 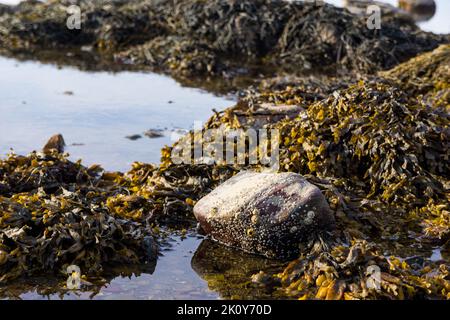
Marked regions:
[193,171,335,258]
[125,134,142,141]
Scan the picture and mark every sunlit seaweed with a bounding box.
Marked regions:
[0,13,448,298]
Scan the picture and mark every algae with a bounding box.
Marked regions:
[158,45,450,300]
[0,1,449,300]
[0,0,447,85]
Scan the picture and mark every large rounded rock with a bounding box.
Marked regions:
[398,0,436,22]
[193,171,335,258]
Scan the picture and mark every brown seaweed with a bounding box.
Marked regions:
[0,0,447,83]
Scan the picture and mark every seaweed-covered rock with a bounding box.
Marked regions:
[162,46,449,299]
[381,44,450,110]
[194,171,335,258]
[0,0,446,81]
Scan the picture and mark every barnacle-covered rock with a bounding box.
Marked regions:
[194,171,335,258]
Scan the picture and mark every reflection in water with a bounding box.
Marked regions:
[0,56,234,172]
[1,235,288,300]
[191,240,288,300]
[0,262,157,300]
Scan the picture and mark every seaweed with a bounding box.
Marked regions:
[381,44,450,110]
[0,151,157,283]
[0,3,449,299]
[159,45,450,299]
[0,0,447,84]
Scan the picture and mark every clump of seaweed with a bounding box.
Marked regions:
[0,151,157,283]
[381,44,450,110]
[277,80,448,210]
[277,239,450,300]
[111,162,237,225]
[265,51,449,300]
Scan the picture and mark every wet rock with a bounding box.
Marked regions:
[144,129,164,139]
[42,134,65,154]
[126,134,142,141]
[399,0,436,22]
[193,171,335,258]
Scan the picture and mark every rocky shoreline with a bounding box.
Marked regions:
[0,0,449,300]
[0,1,448,86]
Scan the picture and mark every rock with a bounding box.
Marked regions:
[144,129,164,139]
[125,134,142,141]
[193,171,335,258]
[398,0,436,22]
[42,134,65,154]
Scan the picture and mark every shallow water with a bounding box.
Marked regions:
[17,235,222,300]
[0,56,234,172]
[0,232,286,300]
[0,56,246,299]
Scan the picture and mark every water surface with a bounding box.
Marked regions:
[0,56,234,172]
[0,56,241,300]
